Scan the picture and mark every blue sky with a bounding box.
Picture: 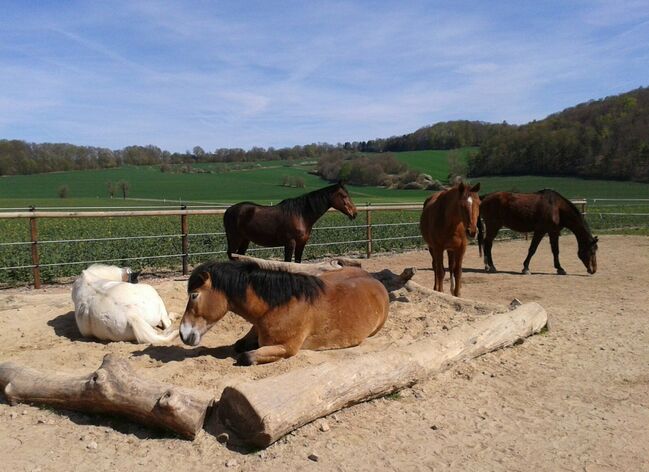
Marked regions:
[1,0,648,152]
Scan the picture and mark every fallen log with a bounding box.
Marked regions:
[219,301,547,448]
[0,354,214,439]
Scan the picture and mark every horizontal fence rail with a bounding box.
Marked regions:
[1,198,648,288]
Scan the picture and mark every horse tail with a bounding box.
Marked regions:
[127,312,178,344]
[477,214,484,258]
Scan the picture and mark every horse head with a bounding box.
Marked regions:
[180,270,229,346]
[330,182,357,220]
[458,182,481,238]
[578,235,598,274]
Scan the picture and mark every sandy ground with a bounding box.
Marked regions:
[1,235,648,472]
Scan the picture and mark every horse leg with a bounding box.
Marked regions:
[484,225,500,273]
[284,240,296,262]
[432,246,445,293]
[522,231,545,275]
[447,250,456,295]
[238,343,299,365]
[452,244,466,297]
[427,247,438,290]
[549,231,566,275]
[236,240,250,255]
[233,325,259,353]
[294,241,306,263]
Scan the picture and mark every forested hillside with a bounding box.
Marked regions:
[468,87,649,181]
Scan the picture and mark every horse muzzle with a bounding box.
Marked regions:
[179,323,201,346]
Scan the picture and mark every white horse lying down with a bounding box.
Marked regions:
[71,264,178,343]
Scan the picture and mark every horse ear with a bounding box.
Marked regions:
[471,183,481,193]
[129,270,141,284]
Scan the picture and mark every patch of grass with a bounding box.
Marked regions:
[385,391,403,401]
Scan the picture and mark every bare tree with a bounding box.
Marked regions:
[117,180,130,199]
[58,185,70,198]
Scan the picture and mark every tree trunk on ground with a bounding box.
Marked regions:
[0,354,213,439]
[219,302,547,448]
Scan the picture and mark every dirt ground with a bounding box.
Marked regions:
[1,235,648,472]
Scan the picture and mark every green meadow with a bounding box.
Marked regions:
[1,149,648,285]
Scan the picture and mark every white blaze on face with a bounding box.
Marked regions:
[467,196,473,205]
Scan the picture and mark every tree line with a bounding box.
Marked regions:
[468,87,649,182]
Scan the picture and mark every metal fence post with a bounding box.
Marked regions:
[181,205,189,275]
[366,205,372,258]
[29,206,41,289]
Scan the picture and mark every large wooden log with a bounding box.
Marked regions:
[0,354,213,439]
[219,302,547,447]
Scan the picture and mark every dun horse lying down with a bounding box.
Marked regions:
[179,259,389,365]
[72,264,178,344]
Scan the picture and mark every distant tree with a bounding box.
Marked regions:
[57,184,69,198]
[447,150,468,180]
[107,181,115,198]
[117,180,129,199]
[160,163,171,173]
[281,175,291,187]
[295,177,305,188]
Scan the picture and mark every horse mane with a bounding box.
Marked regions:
[276,183,343,216]
[188,260,325,308]
[536,189,593,236]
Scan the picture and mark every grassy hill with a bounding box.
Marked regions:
[2,149,649,210]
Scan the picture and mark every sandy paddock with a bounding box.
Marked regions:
[1,235,648,471]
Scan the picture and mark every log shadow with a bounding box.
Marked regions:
[43,406,180,440]
[420,266,590,277]
[203,406,261,454]
[131,344,237,363]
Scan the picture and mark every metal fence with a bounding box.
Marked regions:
[0,204,425,288]
[1,197,648,288]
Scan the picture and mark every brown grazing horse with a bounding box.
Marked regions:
[477,189,598,275]
[419,182,481,296]
[224,183,357,263]
[179,259,389,365]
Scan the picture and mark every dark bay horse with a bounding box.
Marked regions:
[477,189,598,275]
[224,183,357,262]
[420,182,481,296]
[179,259,389,365]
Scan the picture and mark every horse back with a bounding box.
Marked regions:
[481,192,559,233]
[301,268,389,349]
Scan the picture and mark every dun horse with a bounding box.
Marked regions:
[72,264,178,343]
[179,259,389,365]
[224,183,357,262]
[420,182,481,296]
[477,189,598,275]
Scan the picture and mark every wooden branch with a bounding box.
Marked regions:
[0,354,213,439]
[219,302,547,448]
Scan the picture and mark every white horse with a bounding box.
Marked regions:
[71,264,178,343]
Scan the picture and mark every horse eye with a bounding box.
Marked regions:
[190,292,199,300]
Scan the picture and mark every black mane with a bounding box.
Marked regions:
[188,260,325,308]
[276,183,343,216]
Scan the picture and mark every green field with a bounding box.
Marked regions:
[2,149,648,286]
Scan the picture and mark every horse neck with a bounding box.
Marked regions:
[302,190,332,226]
[560,204,591,247]
[226,289,269,322]
[440,189,463,226]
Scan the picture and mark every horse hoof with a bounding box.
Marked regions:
[485,266,496,273]
[557,269,567,275]
[236,352,254,366]
[522,269,531,275]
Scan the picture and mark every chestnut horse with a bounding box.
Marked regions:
[477,190,598,275]
[179,259,389,365]
[419,182,481,296]
[224,183,357,262]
